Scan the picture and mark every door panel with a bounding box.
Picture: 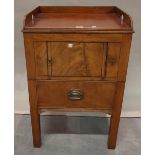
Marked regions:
[85,43,105,76]
[34,42,48,77]
[48,42,105,77]
[33,41,120,79]
[48,42,86,76]
[105,43,121,79]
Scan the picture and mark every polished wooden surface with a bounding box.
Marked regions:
[33,40,120,80]
[49,42,105,77]
[23,6,133,149]
[106,43,121,79]
[108,82,125,149]
[23,6,133,33]
[34,42,47,77]
[26,13,130,30]
[37,81,116,109]
[28,80,41,147]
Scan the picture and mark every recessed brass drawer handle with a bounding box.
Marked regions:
[67,89,84,100]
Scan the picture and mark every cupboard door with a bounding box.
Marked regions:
[48,42,85,76]
[34,42,48,77]
[48,42,105,77]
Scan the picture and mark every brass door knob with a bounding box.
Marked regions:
[48,58,53,64]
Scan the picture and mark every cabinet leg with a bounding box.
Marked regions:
[108,114,120,149]
[28,80,41,147]
[107,82,125,149]
[30,110,41,147]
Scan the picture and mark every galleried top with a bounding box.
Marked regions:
[23,6,134,33]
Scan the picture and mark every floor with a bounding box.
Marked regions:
[14,115,141,155]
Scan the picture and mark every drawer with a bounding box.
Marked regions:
[37,81,116,109]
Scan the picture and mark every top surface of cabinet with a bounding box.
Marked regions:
[23,6,133,33]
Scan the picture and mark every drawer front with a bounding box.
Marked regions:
[37,81,116,109]
[34,41,120,80]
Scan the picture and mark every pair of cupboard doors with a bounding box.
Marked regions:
[34,41,120,80]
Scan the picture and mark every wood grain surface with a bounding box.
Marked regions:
[23,6,133,33]
[37,81,116,109]
[23,6,133,149]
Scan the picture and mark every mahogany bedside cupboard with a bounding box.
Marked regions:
[22,6,134,149]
